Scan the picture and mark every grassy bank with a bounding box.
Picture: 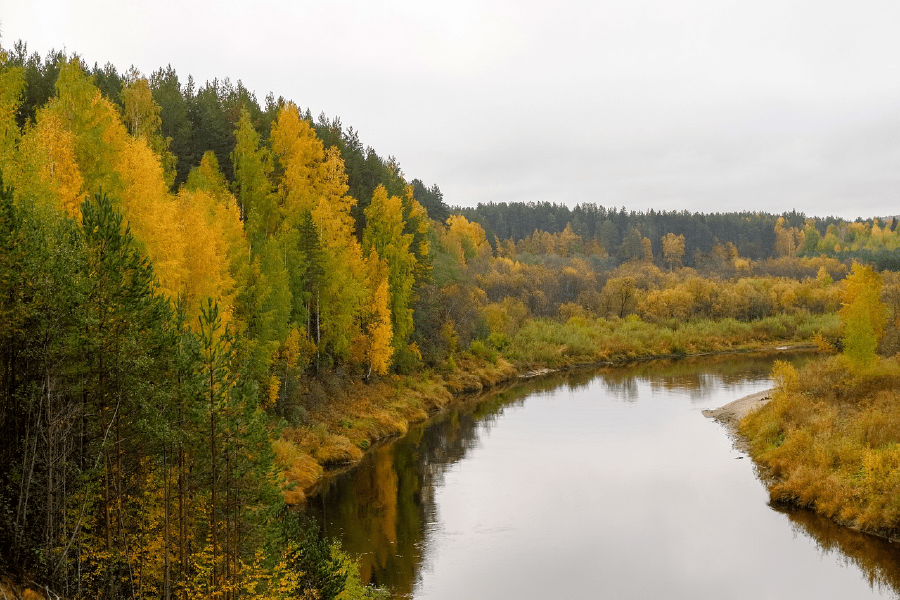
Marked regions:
[275,356,518,503]
[503,312,838,367]
[740,356,900,539]
[276,312,837,504]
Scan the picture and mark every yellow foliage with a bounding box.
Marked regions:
[365,249,394,376]
[368,277,394,375]
[404,185,432,258]
[319,146,354,229]
[277,326,315,375]
[176,190,235,320]
[115,132,186,298]
[771,360,798,394]
[282,327,302,368]
[268,375,281,409]
[740,356,900,535]
[271,102,324,223]
[661,232,685,269]
[813,333,839,353]
[442,215,491,266]
[559,302,587,320]
[441,320,459,352]
[840,262,887,367]
[0,61,24,171]
[53,59,130,196]
[121,74,162,140]
[185,151,231,199]
[16,109,84,217]
[639,287,694,321]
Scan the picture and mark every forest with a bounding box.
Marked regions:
[1,40,899,599]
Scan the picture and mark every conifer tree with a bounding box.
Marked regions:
[232,106,272,229]
[0,51,24,173]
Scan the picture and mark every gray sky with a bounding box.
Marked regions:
[3,0,900,220]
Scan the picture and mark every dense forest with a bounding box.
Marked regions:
[456,201,900,270]
[1,39,899,599]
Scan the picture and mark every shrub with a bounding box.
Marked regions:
[740,356,900,535]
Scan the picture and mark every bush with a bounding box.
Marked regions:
[469,339,498,363]
[284,516,349,600]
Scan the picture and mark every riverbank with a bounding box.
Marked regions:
[726,356,900,542]
[278,338,819,504]
[276,355,520,504]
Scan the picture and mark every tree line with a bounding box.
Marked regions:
[455,201,899,269]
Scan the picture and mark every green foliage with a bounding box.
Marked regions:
[505,313,838,368]
[468,339,498,364]
[232,105,272,226]
[0,182,290,597]
[457,201,893,269]
[284,516,349,600]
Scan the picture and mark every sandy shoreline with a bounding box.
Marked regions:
[702,389,773,427]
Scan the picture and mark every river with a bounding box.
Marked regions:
[307,353,900,599]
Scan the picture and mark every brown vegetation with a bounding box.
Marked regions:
[740,357,900,538]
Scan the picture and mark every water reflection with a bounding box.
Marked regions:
[307,383,538,595]
[594,352,815,402]
[307,351,895,599]
[774,505,900,595]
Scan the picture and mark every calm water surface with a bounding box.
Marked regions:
[308,353,900,599]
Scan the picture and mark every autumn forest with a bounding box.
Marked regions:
[1,40,900,599]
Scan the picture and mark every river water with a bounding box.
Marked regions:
[307,353,900,599]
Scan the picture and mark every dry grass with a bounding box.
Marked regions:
[740,355,900,536]
[272,437,323,505]
[442,355,518,393]
[272,365,505,502]
[0,576,45,600]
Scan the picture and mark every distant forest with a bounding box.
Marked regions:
[454,202,900,271]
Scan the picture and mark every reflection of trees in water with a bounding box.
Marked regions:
[306,351,820,596]
[594,351,814,401]
[306,383,536,597]
[774,504,900,596]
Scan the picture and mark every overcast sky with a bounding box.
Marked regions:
[3,0,900,220]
